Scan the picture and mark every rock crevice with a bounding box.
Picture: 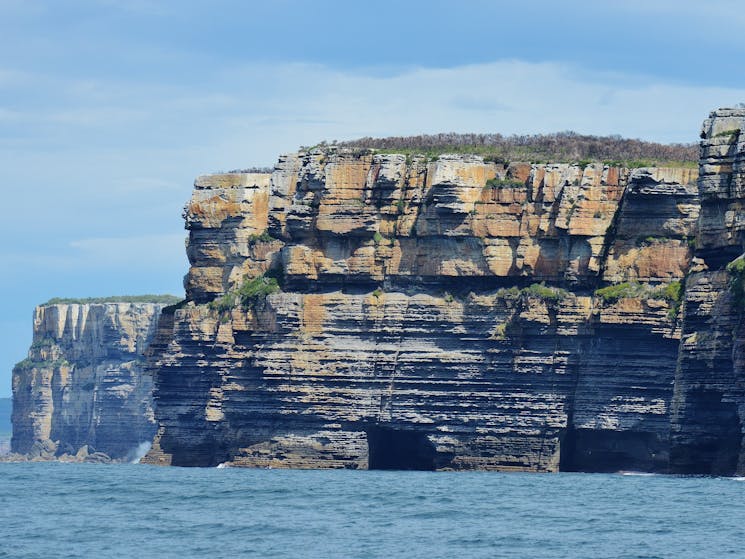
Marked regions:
[144,143,707,471]
[11,302,167,462]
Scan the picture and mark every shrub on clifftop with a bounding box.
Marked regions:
[43,295,181,306]
[333,131,697,167]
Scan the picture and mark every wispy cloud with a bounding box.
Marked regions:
[3,58,744,245]
[69,233,186,265]
[4,59,744,171]
[2,55,745,398]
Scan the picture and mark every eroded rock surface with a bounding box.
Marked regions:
[144,148,704,472]
[669,108,745,475]
[11,302,167,462]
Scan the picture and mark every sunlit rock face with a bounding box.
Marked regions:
[11,302,166,462]
[143,142,709,473]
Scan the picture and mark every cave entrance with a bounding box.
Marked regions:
[560,428,668,473]
[367,425,436,471]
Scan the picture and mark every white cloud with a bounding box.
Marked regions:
[202,60,745,158]
[2,54,744,396]
[6,59,743,169]
[3,58,742,247]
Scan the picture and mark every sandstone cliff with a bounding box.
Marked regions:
[11,300,170,462]
[144,140,711,471]
[669,109,745,475]
[0,397,10,455]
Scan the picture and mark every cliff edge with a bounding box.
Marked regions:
[10,298,175,462]
[143,137,710,471]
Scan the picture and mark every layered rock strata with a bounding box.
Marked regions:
[669,109,745,475]
[145,151,703,471]
[11,302,167,461]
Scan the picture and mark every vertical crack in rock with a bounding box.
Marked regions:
[669,109,745,475]
[144,149,703,471]
[11,302,168,462]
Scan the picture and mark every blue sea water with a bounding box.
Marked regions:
[0,464,743,559]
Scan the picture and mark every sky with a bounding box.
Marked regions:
[2,0,745,396]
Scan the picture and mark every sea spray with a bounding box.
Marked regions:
[128,441,152,463]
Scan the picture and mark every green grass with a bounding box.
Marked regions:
[595,282,641,303]
[208,292,236,313]
[485,177,525,189]
[521,282,568,302]
[209,274,281,313]
[495,286,521,300]
[236,275,280,308]
[373,232,393,246]
[247,231,277,245]
[660,281,683,304]
[713,129,740,139]
[594,281,683,306]
[594,282,643,303]
[726,257,745,307]
[43,295,181,306]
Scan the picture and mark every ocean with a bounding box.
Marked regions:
[1,463,742,558]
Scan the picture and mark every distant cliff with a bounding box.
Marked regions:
[14,111,740,473]
[11,298,175,462]
[141,111,738,473]
[0,398,10,455]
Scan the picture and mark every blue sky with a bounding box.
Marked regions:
[2,0,745,396]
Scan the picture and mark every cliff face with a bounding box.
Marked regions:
[669,109,745,475]
[0,398,10,455]
[11,302,166,461]
[144,145,706,471]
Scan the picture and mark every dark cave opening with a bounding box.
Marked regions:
[366,425,436,471]
[560,428,668,473]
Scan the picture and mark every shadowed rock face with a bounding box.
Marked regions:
[143,148,707,472]
[11,303,166,461]
[669,108,745,475]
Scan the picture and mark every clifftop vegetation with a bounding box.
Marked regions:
[42,295,182,306]
[319,131,697,167]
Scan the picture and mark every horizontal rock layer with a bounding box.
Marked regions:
[145,138,715,472]
[184,160,697,302]
[11,302,166,461]
[668,108,745,475]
